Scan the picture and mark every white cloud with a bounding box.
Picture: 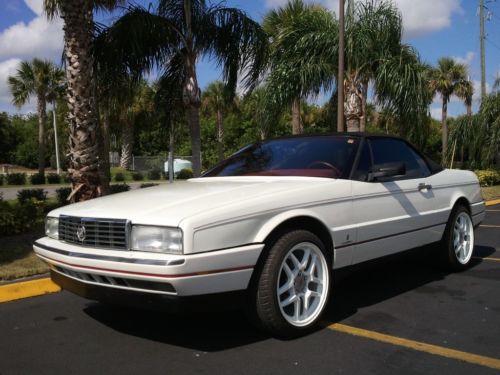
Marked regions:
[0,12,63,61]
[452,51,475,69]
[24,0,44,16]
[0,0,63,113]
[430,106,441,120]
[265,0,463,38]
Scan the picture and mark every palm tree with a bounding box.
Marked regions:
[493,75,500,92]
[8,58,64,176]
[429,57,468,162]
[202,81,235,162]
[343,1,430,133]
[97,0,267,176]
[44,0,123,201]
[263,0,337,134]
[265,0,430,137]
[455,79,474,117]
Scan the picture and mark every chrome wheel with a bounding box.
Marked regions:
[453,212,474,264]
[277,242,329,327]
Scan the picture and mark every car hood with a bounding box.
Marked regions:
[50,177,336,227]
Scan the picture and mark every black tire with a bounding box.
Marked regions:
[249,230,331,338]
[441,205,475,271]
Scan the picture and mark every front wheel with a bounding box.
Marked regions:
[442,205,475,271]
[250,230,331,338]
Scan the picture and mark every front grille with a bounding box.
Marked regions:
[59,215,128,250]
[53,265,176,294]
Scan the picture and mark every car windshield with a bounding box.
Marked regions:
[204,136,360,179]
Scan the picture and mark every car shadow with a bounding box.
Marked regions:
[83,244,496,352]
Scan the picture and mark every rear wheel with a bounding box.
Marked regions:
[442,205,474,271]
[250,230,331,338]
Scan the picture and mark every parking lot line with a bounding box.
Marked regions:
[326,323,500,370]
[473,256,500,262]
[480,224,500,228]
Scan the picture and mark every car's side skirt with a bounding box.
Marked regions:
[333,222,447,268]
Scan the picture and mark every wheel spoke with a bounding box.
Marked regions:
[280,293,297,308]
[289,253,301,272]
[300,248,311,269]
[293,299,300,321]
[278,280,294,295]
[283,263,294,280]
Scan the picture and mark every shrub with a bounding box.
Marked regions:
[176,169,193,180]
[56,187,72,206]
[132,172,144,181]
[109,183,130,194]
[147,169,161,180]
[47,173,61,184]
[30,173,46,185]
[140,183,158,189]
[0,200,38,237]
[114,172,125,182]
[0,174,4,186]
[475,169,500,187]
[62,173,71,183]
[17,188,47,204]
[6,173,26,185]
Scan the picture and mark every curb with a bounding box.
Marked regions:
[0,197,499,304]
[485,199,500,206]
[0,278,60,303]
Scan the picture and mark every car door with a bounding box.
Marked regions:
[351,138,441,264]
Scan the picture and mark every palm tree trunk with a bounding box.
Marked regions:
[291,97,302,134]
[183,56,202,176]
[360,80,368,133]
[216,109,224,162]
[36,92,46,176]
[120,118,134,170]
[442,98,448,164]
[60,0,101,201]
[344,74,363,133]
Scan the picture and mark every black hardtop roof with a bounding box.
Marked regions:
[269,132,408,142]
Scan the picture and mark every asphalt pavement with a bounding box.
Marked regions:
[0,205,499,374]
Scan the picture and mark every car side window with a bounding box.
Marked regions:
[352,142,372,182]
[369,138,430,180]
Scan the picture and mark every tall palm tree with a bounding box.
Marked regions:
[455,78,474,117]
[343,1,430,133]
[97,0,267,176]
[429,57,468,162]
[202,81,235,162]
[44,0,123,201]
[8,58,64,176]
[263,0,337,134]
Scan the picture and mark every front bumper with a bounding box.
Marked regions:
[34,237,263,297]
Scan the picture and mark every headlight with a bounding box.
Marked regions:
[45,217,59,239]
[131,226,183,254]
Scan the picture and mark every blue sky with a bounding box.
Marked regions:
[0,0,499,118]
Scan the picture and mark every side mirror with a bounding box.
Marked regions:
[368,162,406,182]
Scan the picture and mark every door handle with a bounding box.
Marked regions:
[418,183,432,191]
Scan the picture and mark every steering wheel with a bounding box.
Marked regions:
[307,161,341,176]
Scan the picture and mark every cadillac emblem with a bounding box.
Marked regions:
[76,224,86,242]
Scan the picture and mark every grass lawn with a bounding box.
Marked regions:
[0,223,48,281]
[482,185,500,201]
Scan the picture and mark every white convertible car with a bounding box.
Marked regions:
[34,134,485,337]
